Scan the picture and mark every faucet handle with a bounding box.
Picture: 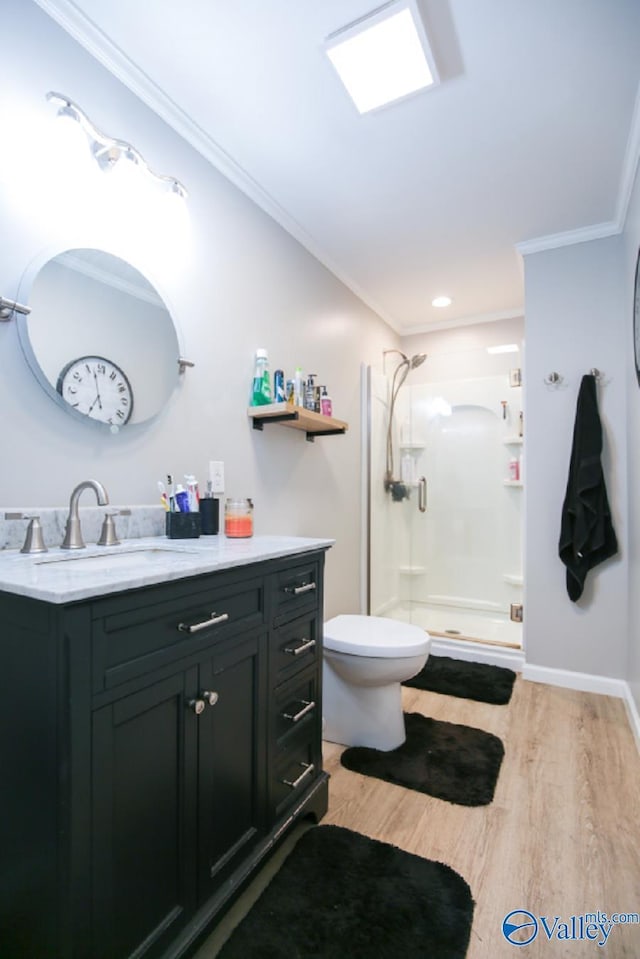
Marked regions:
[4,513,48,554]
[97,511,120,547]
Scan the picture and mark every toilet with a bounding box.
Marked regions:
[322,614,430,751]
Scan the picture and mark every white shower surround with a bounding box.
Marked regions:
[368,366,523,647]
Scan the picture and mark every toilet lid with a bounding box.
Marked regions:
[323,615,430,658]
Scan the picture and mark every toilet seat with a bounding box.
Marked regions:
[324,614,429,658]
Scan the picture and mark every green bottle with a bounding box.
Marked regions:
[251,349,272,406]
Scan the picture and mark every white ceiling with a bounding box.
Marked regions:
[39,0,640,333]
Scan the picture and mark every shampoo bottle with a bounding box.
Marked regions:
[320,386,332,417]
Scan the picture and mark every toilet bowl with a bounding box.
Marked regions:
[322,614,430,751]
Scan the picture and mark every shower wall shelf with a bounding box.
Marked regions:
[503,573,524,586]
[399,565,426,575]
[503,479,523,487]
[399,442,425,450]
[502,436,523,445]
[248,403,348,442]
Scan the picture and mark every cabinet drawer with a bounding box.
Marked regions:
[92,574,265,693]
[273,560,320,625]
[272,614,319,686]
[272,740,318,818]
[274,669,318,747]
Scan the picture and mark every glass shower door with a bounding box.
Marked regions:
[368,364,523,647]
[403,376,523,645]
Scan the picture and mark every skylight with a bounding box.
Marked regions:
[325,1,439,114]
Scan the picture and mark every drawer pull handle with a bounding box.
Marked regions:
[202,690,219,707]
[282,700,315,723]
[284,638,316,657]
[178,612,229,633]
[187,698,206,715]
[284,582,316,596]
[282,762,315,790]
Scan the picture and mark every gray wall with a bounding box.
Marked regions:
[623,163,640,711]
[523,236,628,679]
[0,0,399,618]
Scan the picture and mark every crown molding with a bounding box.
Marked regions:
[398,307,525,337]
[34,0,399,330]
[515,220,620,257]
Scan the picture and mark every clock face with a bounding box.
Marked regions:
[635,247,640,388]
[56,356,134,426]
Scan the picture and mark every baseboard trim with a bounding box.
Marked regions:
[623,686,640,757]
[521,663,627,697]
[522,664,640,756]
[429,637,525,672]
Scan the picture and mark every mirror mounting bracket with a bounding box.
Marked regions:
[0,295,31,321]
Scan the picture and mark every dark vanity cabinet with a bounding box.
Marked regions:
[0,548,329,959]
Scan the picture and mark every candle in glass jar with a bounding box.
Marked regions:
[224,498,254,538]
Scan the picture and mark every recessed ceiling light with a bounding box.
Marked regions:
[432,296,452,308]
[486,344,520,354]
[325,1,439,115]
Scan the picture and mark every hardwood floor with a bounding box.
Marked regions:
[197,677,640,958]
[323,678,640,957]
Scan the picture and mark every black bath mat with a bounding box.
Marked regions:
[341,712,504,807]
[217,825,474,959]
[403,655,516,705]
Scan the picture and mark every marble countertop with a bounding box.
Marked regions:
[0,535,334,604]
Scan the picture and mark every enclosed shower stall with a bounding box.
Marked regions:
[366,347,524,648]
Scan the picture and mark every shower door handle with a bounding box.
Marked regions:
[418,476,427,512]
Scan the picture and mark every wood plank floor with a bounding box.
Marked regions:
[323,678,640,957]
[197,677,640,958]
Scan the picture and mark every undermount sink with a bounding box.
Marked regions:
[34,546,200,572]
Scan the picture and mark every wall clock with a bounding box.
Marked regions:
[56,355,134,426]
[635,246,640,387]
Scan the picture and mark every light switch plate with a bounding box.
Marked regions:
[209,461,225,494]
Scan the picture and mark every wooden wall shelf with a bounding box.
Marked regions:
[248,403,348,442]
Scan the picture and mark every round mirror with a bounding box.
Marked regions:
[17,249,181,429]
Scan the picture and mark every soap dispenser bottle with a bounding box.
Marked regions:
[320,386,332,417]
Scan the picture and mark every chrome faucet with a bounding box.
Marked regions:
[61,480,109,549]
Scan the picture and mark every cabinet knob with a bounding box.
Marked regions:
[188,698,206,715]
[202,690,219,707]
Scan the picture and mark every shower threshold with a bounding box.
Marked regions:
[382,603,522,649]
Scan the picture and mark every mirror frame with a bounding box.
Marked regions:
[16,244,184,431]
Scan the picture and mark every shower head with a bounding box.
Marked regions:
[410,353,427,369]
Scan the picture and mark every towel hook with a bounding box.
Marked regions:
[543,371,564,387]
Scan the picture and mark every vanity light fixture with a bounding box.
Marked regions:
[46,92,188,199]
[325,0,439,114]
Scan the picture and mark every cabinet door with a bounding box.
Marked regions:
[91,669,199,959]
[197,633,266,902]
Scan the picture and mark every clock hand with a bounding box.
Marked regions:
[93,370,103,409]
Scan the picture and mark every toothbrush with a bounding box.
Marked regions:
[157,480,170,512]
[167,474,175,511]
